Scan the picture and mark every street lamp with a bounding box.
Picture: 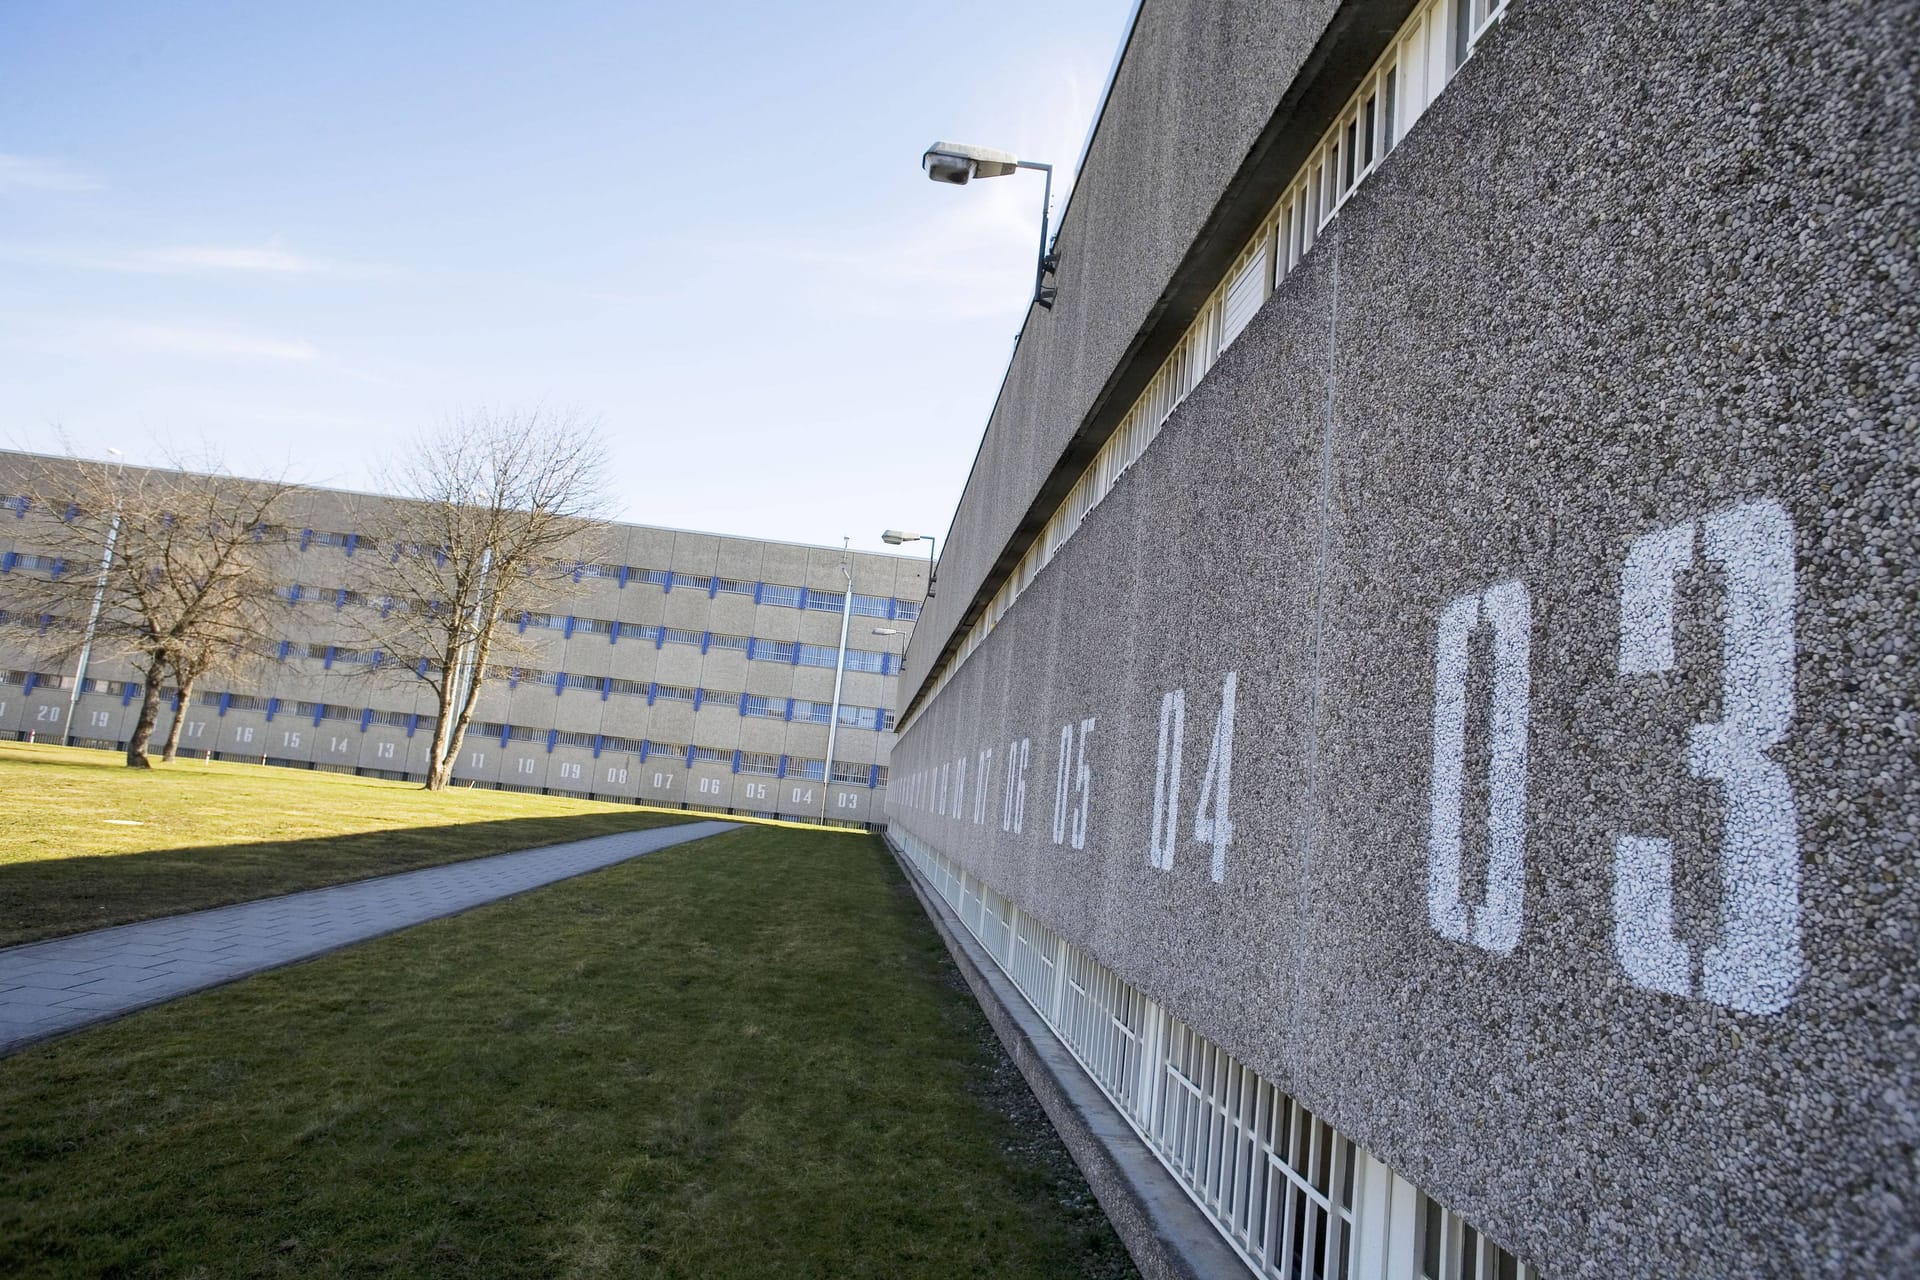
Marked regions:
[921,140,1060,310]
[880,529,936,600]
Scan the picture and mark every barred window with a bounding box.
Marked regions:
[759,583,804,609]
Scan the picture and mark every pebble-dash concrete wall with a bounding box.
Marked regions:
[889,0,1918,1274]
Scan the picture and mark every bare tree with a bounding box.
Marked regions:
[349,408,613,790]
[1,457,300,767]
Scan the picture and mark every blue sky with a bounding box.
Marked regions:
[0,1,1129,552]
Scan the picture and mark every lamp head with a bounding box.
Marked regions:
[922,141,1019,185]
[881,529,920,546]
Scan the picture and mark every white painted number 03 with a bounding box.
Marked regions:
[1425,498,1800,1015]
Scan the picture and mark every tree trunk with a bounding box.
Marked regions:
[161,673,197,762]
[124,651,167,769]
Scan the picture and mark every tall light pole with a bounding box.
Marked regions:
[881,529,936,600]
[819,552,856,825]
[65,448,123,746]
[921,141,1060,309]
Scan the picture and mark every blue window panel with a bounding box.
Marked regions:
[121,683,137,707]
[20,672,37,696]
[499,723,511,747]
[277,640,291,661]
[546,729,559,753]
[7,496,24,518]
[311,703,325,726]
[798,587,810,610]
[746,638,757,660]
[790,644,802,666]
[785,696,795,721]
[777,755,788,779]
[684,744,695,768]
[601,677,612,702]
[731,749,742,774]
[1,551,14,573]
[299,528,314,551]
[887,597,898,621]
[655,628,666,649]
[416,658,429,678]
[662,572,672,593]
[49,559,64,580]
[323,646,336,669]
[334,588,347,610]
[609,620,621,645]
[738,692,749,716]
[759,584,804,609]
[564,615,576,639]
[753,581,764,604]
[701,631,712,654]
[360,708,373,732]
[882,653,894,676]
[692,688,704,711]
[639,740,651,763]
[264,698,280,722]
[218,692,232,716]
[617,564,630,588]
[709,576,720,599]
[62,502,78,523]
[407,713,419,738]
[345,532,359,557]
[554,671,565,696]
[869,764,880,789]
[647,682,658,706]
[594,734,605,759]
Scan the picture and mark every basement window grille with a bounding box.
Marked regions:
[888,825,1534,1280]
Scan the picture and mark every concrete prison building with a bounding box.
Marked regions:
[885,0,1914,1277]
[0,451,925,825]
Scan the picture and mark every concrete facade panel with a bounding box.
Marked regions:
[890,0,1918,1274]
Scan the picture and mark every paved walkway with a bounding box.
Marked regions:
[0,819,735,1055]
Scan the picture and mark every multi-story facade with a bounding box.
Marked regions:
[887,0,1915,1277]
[0,452,924,825]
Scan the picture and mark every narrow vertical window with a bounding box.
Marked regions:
[1382,66,1399,156]
[1342,117,1358,191]
[1362,94,1377,169]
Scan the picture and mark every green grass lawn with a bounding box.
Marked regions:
[0,825,1135,1279]
[0,742,695,947]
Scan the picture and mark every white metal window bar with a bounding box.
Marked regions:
[888,823,1534,1280]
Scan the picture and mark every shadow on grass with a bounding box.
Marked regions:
[0,811,696,949]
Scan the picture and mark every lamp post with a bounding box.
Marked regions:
[921,141,1060,309]
[65,448,123,746]
[819,557,856,825]
[880,529,936,600]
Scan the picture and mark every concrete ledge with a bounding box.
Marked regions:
[885,835,1250,1280]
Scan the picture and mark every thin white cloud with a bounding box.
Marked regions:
[130,243,328,274]
[0,238,333,276]
[0,153,100,193]
[124,325,318,362]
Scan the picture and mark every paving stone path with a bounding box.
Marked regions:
[0,819,735,1055]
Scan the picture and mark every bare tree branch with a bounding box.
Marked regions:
[340,407,614,789]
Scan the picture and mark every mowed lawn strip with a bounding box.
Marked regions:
[0,826,1135,1280]
[0,742,694,947]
